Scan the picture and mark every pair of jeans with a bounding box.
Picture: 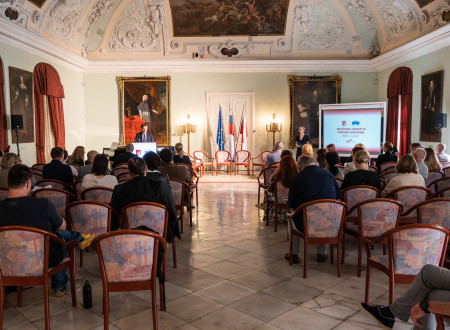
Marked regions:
[390,264,450,330]
[51,230,82,291]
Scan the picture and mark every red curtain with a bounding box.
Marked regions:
[33,63,65,163]
[0,57,9,152]
[386,67,413,156]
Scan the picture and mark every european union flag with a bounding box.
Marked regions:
[217,106,225,150]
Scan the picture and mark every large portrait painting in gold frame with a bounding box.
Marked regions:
[289,75,342,148]
[118,76,171,146]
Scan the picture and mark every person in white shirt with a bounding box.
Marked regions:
[265,141,284,167]
[82,154,118,191]
[412,147,428,180]
[435,143,450,162]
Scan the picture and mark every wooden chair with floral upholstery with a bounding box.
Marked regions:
[35,179,67,190]
[343,199,402,277]
[256,165,278,205]
[187,168,199,210]
[287,199,347,278]
[111,165,129,177]
[264,179,289,232]
[368,165,378,173]
[386,186,430,224]
[405,198,450,228]
[251,151,270,176]
[379,161,397,174]
[67,201,114,267]
[169,178,188,234]
[235,150,251,175]
[0,226,77,330]
[32,188,77,219]
[31,164,46,171]
[429,177,450,198]
[380,169,397,183]
[193,151,215,176]
[94,229,166,330]
[73,179,83,200]
[81,187,114,204]
[215,150,232,175]
[365,224,450,304]
[426,170,445,194]
[431,186,450,199]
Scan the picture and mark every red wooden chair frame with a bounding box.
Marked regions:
[256,165,278,205]
[169,178,189,234]
[430,186,450,199]
[35,179,68,190]
[235,150,251,176]
[379,161,397,174]
[193,151,215,176]
[31,164,46,171]
[32,188,78,219]
[251,151,270,176]
[215,150,232,175]
[81,186,115,204]
[386,185,430,224]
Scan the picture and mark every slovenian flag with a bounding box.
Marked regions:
[228,108,235,160]
[216,106,225,150]
[239,106,248,150]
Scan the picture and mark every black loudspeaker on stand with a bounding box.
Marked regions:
[434,113,447,129]
[11,114,23,158]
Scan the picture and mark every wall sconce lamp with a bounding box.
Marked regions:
[266,113,282,149]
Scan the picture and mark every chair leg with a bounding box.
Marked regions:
[337,243,341,277]
[151,286,158,330]
[172,239,177,268]
[159,282,164,311]
[330,245,334,265]
[80,249,83,268]
[44,281,50,330]
[69,263,76,307]
[179,213,183,234]
[104,291,109,330]
[357,238,362,277]
[436,316,445,330]
[258,187,261,205]
[289,231,293,265]
[303,241,308,278]
[274,208,278,232]
[341,231,346,264]
[389,276,394,305]
[16,287,22,308]
[365,264,371,304]
[196,187,198,209]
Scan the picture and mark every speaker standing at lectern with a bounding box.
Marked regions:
[135,123,154,142]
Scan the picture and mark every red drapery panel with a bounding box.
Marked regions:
[386,67,413,156]
[33,63,65,163]
[0,57,9,151]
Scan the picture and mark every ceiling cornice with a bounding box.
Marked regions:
[0,18,449,74]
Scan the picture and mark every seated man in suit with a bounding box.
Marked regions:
[158,148,191,209]
[42,147,74,184]
[112,144,136,168]
[135,123,154,143]
[143,151,169,184]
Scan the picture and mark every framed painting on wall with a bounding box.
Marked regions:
[420,70,443,142]
[118,76,171,146]
[289,75,342,147]
[8,67,34,143]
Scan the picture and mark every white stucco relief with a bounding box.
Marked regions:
[85,0,115,37]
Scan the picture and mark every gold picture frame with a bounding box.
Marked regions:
[118,76,171,146]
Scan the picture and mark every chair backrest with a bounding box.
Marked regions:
[32,164,46,170]
[262,166,277,185]
[81,187,114,204]
[67,201,112,236]
[193,151,212,164]
[274,180,289,206]
[357,199,402,238]
[112,167,129,177]
[33,173,43,182]
[388,224,449,275]
[74,179,83,200]
[35,179,66,190]
[431,186,450,199]
[0,227,49,277]
[434,177,450,196]
[95,230,162,283]
[32,188,76,218]
[414,198,450,228]
[389,186,429,215]
[118,178,131,184]
[0,188,8,201]
[303,200,347,238]
[379,162,397,173]
[169,178,185,210]
[443,166,450,176]
[31,168,42,175]
[122,202,168,238]
[253,151,270,164]
[342,185,380,217]
[426,171,444,192]
[215,150,231,163]
[380,170,397,182]
[368,165,378,173]
[69,163,81,170]
[335,178,343,188]
[117,172,131,181]
[235,150,251,164]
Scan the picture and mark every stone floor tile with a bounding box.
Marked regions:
[269,306,341,330]
[196,280,256,305]
[32,308,104,330]
[262,280,322,304]
[169,270,224,292]
[230,270,283,291]
[201,261,252,279]
[165,293,223,322]
[191,306,263,330]
[112,309,185,330]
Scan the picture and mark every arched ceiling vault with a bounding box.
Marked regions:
[0,0,449,62]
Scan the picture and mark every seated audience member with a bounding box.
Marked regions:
[424,147,442,171]
[436,143,450,162]
[264,155,298,224]
[158,148,191,207]
[134,122,154,142]
[78,150,98,180]
[112,143,136,168]
[325,151,344,180]
[81,154,118,191]
[343,147,364,176]
[109,157,180,241]
[410,142,422,155]
[326,144,336,152]
[302,143,313,158]
[381,154,426,197]
[376,141,398,168]
[340,150,382,191]
[0,164,94,296]
[413,147,428,180]
[63,150,78,177]
[173,143,192,166]
[316,148,327,168]
[143,151,169,184]
[43,147,74,184]
[360,264,450,330]
[67,146,85,166]
[0,152,21,188]
[287,156,341,264]
[0,149,3,164]
[265,141,284,167]
[281,149,293,158]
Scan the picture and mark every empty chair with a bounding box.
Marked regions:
[252,151,270,176]
[431,186,450,199]
[32,188,77,219]
[193,151,214,176]
[82,187,114,204]
[404,198,450,228]
[426,170,444,194]
[35,179,67,190]
[94,230,166,330]
[235,150,251,175]
[287,199,347,278]
[0,226,77,330]
[188,168,199,210]
[215,150,232,175]
[342,185,380,223]
[386,186,429,224]
[443,166,450,176]
[365,224,450,304]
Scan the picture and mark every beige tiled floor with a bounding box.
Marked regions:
[2,182,416,329]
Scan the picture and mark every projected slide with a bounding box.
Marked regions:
[320,103,385,156]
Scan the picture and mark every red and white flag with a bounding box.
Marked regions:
[239,106,248,151]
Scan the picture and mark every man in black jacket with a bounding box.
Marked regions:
[112,144,136,168]
[42,147,74,184]
[376,141,398,168]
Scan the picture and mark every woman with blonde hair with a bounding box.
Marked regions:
[381,154,426,197]
[424,147,442,171]
[173,143,192,166]
[302,143,313,158]
[0,153,21,188]
[68,146,85,166]
[341,150,381,190]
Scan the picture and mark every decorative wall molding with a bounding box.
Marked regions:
[85,0,116,38]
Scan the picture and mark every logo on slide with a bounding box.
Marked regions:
[136,150,141,156]
[342,121,346,126]
[352,120,360,126]
[346,139,352,144]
